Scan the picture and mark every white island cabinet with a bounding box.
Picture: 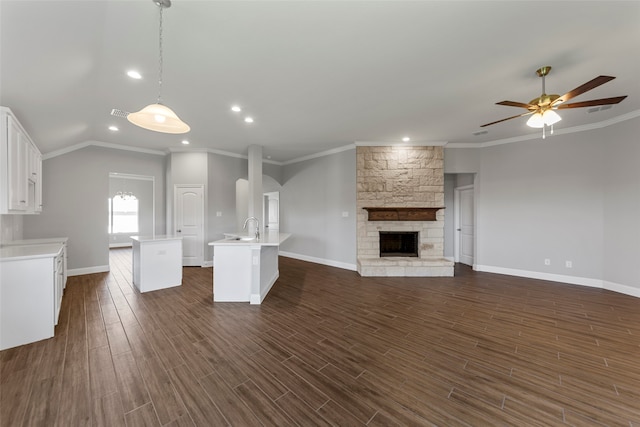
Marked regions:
[0,243,64,350]
[209,231,290,304]
[130,235,183,293]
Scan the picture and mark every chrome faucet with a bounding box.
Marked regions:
[243,217,260,240]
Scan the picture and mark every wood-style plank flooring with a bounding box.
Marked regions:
[2,248,640,426]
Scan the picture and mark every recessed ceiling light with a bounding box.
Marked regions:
[108,125,119,131]
[181,140,190,145]
[402,137,410,142]
[244,117,254,123]
[127,70,142,79]
[231,105,242,112]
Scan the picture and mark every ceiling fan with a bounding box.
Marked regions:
[480,66,627,135]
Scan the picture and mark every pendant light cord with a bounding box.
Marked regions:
[157,5,164,104]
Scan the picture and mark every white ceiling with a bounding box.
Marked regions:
[1,1,639,163]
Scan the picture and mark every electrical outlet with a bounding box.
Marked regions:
[216,211,222,217]
[342,211,349,217]
[544,259,551,266]
[565,261,572,268]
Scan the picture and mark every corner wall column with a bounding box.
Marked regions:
[247,145,263,236]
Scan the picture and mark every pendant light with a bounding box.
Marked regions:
[128,0,190,134]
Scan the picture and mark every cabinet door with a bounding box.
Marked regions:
[7,116,28,210]
[35,152,43,212]
[54,254,64,325]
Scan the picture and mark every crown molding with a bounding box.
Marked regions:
[42,140,166,160]
[41,110,640,161]
[354,141,448,147]
[446,109,640,149]
[281,144,356,165]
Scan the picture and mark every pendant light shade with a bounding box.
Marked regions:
[526,109,561,128]
[129,0,190,134]
[127,103,190,134]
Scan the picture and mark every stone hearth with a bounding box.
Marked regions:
[356,145,453,277]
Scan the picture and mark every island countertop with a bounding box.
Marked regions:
[209,231,291,247]
[130,235,182,243]
[0,243,64,261]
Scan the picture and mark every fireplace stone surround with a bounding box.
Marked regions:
[356,145,454,277]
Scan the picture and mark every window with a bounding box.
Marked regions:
[108,194,139,234]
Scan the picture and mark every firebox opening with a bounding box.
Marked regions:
[379,231,419,257]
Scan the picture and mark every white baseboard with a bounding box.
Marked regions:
[475,264,639,299]
[603,280,640,298]
[68,265,110,277]
[445,256,455,262]
[474,264,603,288]
[202,260,213,268]
[279,251,357,271]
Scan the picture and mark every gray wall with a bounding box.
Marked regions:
[24,146,166,272]
[443,174,455,259]
[444,116,640,292]
[280,149,357,267]
[206,153,248,260]
[602,118,640,289]
[476,135,604,279]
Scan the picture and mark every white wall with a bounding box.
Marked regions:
[280,149,357,269]
[23,146,166,273]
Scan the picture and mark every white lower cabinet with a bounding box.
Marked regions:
[0,243,65,350]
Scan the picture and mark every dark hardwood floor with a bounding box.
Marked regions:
[2,248,640,426]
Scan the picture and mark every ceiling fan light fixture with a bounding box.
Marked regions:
[526,110,561,128]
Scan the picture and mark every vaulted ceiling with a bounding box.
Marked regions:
[1,1,639,163]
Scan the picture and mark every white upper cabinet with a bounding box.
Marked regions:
[1,107,43,214]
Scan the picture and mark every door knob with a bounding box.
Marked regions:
[456,228,461,231]
[177,229,181,233]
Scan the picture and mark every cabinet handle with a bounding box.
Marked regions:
[20,200,26,203]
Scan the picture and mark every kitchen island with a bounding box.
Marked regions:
[208,231,290,304]
[130,235,183,293]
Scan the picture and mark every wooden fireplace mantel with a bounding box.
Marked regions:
[363,207,445,221]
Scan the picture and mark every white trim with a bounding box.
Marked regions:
[354,141,448,147]
[445,256,455,262]
[202,260,213,268]
[43,140,165,160]
[282,144,356,165]
[603,281,640,298]
[109,172,154,181]
[475,264,603,288]
[279,251,357,271]
[67,265,110,277]
[446,109,640,149]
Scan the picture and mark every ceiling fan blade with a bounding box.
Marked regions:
[496,100,535,109]
[552,75,616,105]
[480,111,534,127]
[554,96,627,109]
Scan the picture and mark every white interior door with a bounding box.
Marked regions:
[174,185,204,266]
[458,187,475,266]
[264,191,279,230]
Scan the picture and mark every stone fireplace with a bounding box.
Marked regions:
[356,145,454,277]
